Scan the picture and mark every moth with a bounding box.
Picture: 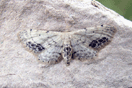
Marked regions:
[18,25,116,66]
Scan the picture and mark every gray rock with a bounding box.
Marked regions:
[0,0,132,88]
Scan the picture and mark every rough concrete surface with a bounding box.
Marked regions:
[0,0,132,88]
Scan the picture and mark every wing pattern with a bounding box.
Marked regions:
[71,25,116,61]
[18,25,116,65]
[18,29,63,64]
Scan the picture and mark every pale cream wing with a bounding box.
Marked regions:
[18,29,63,65]
[71,25,116,60]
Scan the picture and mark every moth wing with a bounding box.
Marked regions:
[71,25,116,60]
[18,29,63,65]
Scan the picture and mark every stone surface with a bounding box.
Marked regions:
[0,0,132,88]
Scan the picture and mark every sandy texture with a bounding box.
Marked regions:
[0,0,132,88]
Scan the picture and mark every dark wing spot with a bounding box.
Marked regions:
[26,42,31,47]
[31,44,36,47]
[89,40,98,48]
[30,29,32,31]
[89,37,109,48]
[26,42,45,52]
[102,37,107,40]
[28,42,31,44]
[58,53,61,55]
[97,42,101,46]
[46,31,49,33]
[102,37,108,43]
[98,39,103,42]
[106,29,109,31]
[71,52,76,59]
[76,53,80,57]
[36,44,45,51]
